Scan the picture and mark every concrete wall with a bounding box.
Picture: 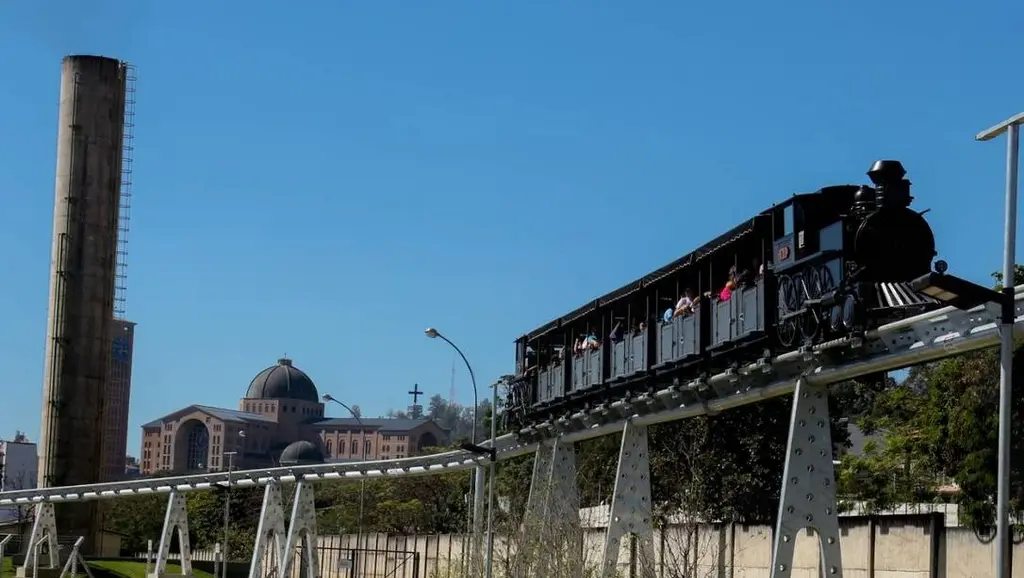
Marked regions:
[38,53,128,552]
[173,514,1024,578]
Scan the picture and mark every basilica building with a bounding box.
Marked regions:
[139,358,446,475]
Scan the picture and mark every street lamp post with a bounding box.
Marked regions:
[424,327,485,573]
[976,111,1023,578]
[322,394,367,552]
[221,448,238,578]
[484,379,500,578]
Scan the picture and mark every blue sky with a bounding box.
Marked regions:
[1,0,1022,457]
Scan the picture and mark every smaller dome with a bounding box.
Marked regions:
[279,441,324,466]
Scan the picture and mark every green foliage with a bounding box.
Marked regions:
[103,486,263,557]
[103,495,169,554]
[315,471,471,535]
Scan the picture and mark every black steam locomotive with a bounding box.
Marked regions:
[505,160,941,430]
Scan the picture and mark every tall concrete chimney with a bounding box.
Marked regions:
[38,54,128,550]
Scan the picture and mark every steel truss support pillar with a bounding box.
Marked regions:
[518,438,582,577]
[150,491,193,578]
[249,481,319,578]
[601,420,655,578]
[18,502,59,577]
[281,481,320,578]
[770,378,843,578]
[58,536,95,578]
[248,482,287,578]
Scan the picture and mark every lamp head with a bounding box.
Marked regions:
[425,327,440,339]
[322,394,334,402]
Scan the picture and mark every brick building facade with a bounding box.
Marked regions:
[139,358,446,475]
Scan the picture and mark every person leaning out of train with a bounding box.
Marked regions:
[720,266,738,301]
[673,289,696,317]
[573,336,585,355]
[585,333,600,350]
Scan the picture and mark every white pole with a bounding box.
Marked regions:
[977,112,1023,578]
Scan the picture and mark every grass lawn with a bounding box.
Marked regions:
[90,561,216,578]
[2,559,216,578]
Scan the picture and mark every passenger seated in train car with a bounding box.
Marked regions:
[735,257,763,287]
[673,289,696,317]
[635,320,646,335]
[522,346,538,376]
[584,333,601,350]
[662,307,674,323]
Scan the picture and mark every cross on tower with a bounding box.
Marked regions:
[408,384,424,419]
[408,383,423,405]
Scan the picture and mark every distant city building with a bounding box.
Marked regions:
[124,456,141,478]
[101,319,136,481]
[138,358,448,475]
[0,433,38,523]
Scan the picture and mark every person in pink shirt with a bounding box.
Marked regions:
[720,266,738,301]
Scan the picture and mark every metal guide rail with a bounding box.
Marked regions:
[3,283,1023,507]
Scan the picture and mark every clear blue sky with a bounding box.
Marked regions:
[1,0,1022,457]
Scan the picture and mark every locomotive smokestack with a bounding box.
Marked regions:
[867,160,912,209]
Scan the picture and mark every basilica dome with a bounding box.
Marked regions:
[245,358,319,403]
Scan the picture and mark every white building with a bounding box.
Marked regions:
[0,432,38,523]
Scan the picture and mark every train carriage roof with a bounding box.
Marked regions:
[522,214,765,341]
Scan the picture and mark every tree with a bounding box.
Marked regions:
[388,392,489,444]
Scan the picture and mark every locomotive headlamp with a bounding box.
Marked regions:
[911,269,1004,311]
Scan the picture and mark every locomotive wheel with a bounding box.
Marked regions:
[818,265,836,294]
[778,317,798,348]
[800,309,821,343]
[792,273,807,307]
[807,268,822,299]
[778,275,801,312]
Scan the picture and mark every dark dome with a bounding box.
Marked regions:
[246,358,319,402]
[279,440,324,466]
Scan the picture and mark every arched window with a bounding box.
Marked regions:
[184,422,210,471]
[325,439,333,457]
[364,440,371,456]
[340,440,346,455]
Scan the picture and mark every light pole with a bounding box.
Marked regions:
[322,394,367,552]
[221,430,241,578]
[424,327,484,573]
[484,379,500,578]
[977,111,1023,578]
